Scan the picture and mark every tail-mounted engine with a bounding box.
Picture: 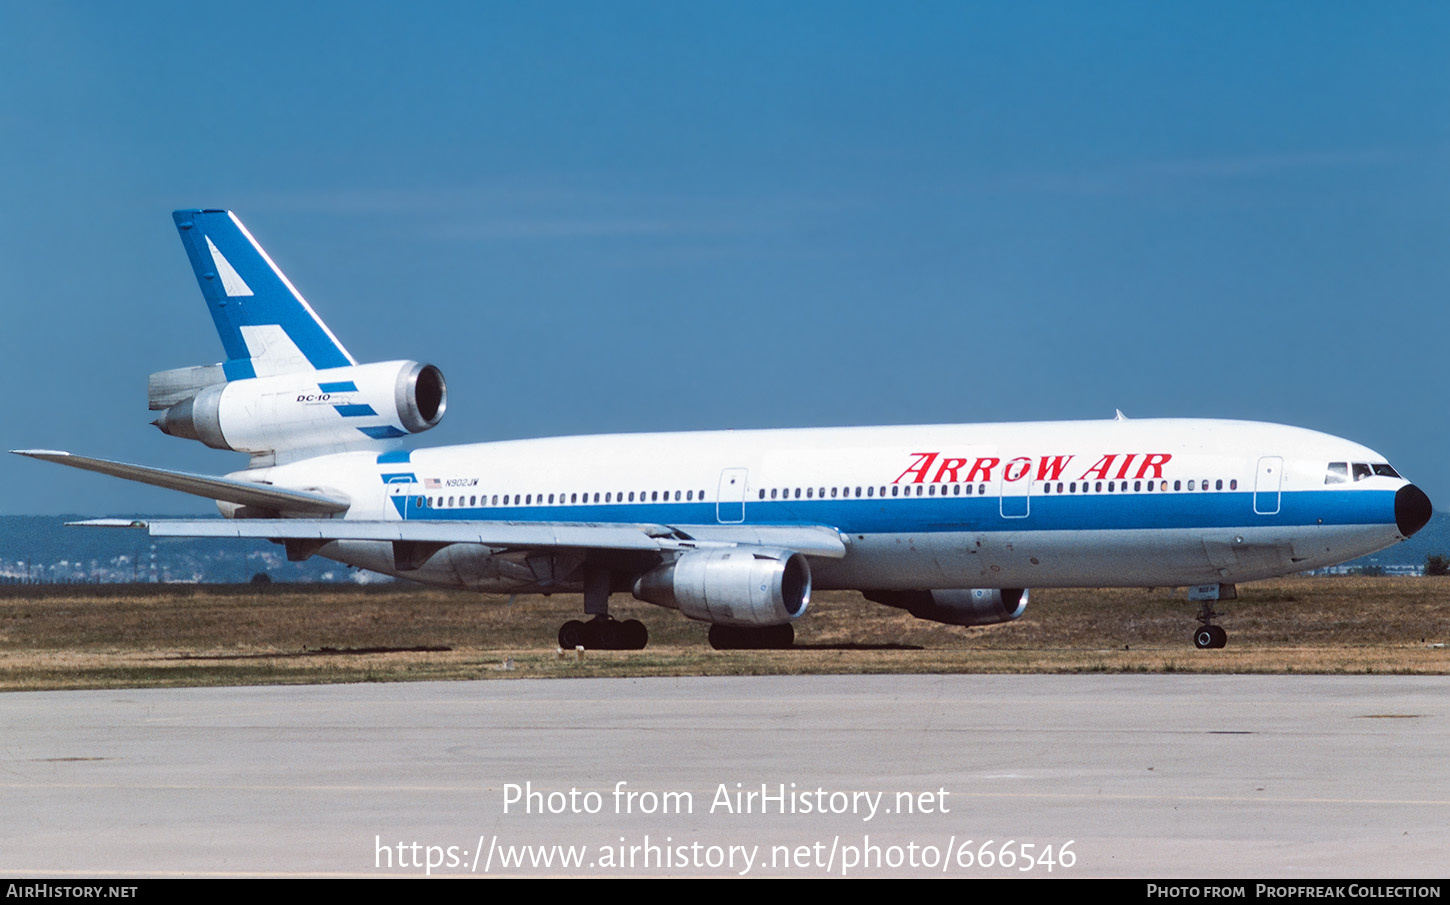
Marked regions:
[864,588,1029,627]
[632,547,811,627]
[150,360,446,459]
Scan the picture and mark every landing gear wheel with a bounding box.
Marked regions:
[766,624,794,649]
[559,616,649,650]
[594,618,625,650]
[621,619,649,650]
[1193,599,1228,649]
[709,624,794,650]
[559,620,587,649]
[1193,624,1228,649]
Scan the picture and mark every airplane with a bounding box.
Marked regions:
[13,210,1434,651]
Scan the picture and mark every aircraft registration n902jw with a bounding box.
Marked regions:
[14,210,1434,650]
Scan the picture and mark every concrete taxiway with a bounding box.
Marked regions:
[1,674,1447,878]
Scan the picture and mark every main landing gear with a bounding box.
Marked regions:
[1189,583,1234,649]
[556,567,649,651]
[558,615,648,651]
[708,623,794,650]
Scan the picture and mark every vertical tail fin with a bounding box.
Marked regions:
[172,210,356,379]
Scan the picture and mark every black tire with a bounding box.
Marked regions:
[622,619,649,650]
[1209,625,1228,649]
[709,624,793,650]
[708,624,737,650]
[1194,627,1214,649]
[595,619,625,650]
[559,620,587,649]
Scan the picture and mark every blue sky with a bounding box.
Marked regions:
[2,2,1448,514]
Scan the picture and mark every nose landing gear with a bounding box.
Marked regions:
[1193,620,1228,649]
[1189,583,1233,649]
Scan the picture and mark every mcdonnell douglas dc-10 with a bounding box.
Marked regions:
[14,211,1433,650]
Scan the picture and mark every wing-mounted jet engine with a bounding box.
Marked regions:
[632,547,811,649]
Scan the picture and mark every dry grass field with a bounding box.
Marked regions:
[0,576,1446,690]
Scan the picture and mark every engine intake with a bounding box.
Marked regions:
[632,548,810,627]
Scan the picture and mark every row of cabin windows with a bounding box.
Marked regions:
[419,476,1249,509]
[757,479,1239,499]
[1041,478,1238,493]
[759,484,990,500]
[421,489,707,508]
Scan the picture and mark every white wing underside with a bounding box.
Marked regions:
[70,518,850,558]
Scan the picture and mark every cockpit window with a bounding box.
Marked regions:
[1327,461,1398,483]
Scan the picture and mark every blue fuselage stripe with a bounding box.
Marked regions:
[394,488,1394,533]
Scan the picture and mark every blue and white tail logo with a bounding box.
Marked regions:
[173,210,356,379]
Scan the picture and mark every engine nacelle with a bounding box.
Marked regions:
[632,547,811,627]
[154,360,445,456]
[864,588,1029,627]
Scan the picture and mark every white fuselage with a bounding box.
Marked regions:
[242,417,1416,593]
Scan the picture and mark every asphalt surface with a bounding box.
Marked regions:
[1,674,1446,878]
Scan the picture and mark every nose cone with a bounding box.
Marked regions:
[1395,484,1433,537]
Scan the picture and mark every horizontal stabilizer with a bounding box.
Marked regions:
[11,450,350,515]
[148,363,227,411]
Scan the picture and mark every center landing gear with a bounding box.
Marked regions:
[1189,583,1234,649]
[556,567,649,651]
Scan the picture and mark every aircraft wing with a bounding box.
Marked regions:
[68,518,850,558]
[19,447,849,557]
